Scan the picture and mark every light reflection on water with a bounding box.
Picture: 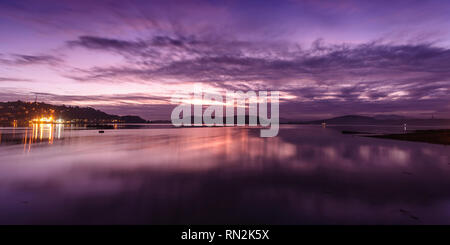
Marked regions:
[0,123,63,147]
[0,125,449,224]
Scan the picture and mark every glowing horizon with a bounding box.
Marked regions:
[1,0,449,120]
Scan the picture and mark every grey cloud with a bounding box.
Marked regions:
[63,35,450,117]
[67,36,450,81]
[0,77,32,82]
[0,54,62,66]
[31,92,171,104]
[67,36,148,53]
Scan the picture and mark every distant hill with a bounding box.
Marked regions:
[152,114,450,126]
[308,115,377,124]
[149,115,277,125]
[302,115,450,126]
[372,114,406,120]
[0,101,147,124]
[186,115,271,125]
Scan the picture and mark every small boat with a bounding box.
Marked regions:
[98,130,105,133]
[321,122,327,128]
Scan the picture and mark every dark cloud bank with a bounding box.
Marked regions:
[64,35,450,119]
[1,0,449,119]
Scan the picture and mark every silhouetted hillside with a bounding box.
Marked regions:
[303,115,450,126]
[308,115,378,124]
[0,101,147,124]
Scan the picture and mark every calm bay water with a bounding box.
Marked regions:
[0,124,449,224]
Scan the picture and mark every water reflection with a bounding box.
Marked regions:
[0,124,65,149]
[0,125,449,224]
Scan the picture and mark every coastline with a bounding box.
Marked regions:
[364,129,450,145]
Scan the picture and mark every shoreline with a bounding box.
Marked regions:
[362,129,450,145]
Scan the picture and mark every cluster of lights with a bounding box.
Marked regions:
[30,116,65,124]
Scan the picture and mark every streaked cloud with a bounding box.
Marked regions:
[0,0,449,119]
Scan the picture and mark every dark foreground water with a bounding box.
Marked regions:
[0,124,449,224]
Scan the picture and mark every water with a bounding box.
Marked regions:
[0,124,449,224]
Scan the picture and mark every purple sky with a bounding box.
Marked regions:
[0,0,449,120]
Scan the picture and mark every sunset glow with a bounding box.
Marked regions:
[0,0,449,120]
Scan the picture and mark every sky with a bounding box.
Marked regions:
[0,0,449,120]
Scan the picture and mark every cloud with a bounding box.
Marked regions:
[1,0,450,118]
[30,91,171,105]
[0,77,32,82]
[58,35,450,118]
[0,54,62,66]
[67,36,148,53]
[67,36,450,97]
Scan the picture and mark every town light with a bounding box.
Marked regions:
[31,116,55,123]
